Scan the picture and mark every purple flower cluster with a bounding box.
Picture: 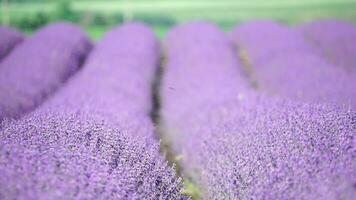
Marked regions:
[229,20,316,67]
[1,20,355,199]
[41,22,160,139]
[161,21,356,199]
[0,26,24,61]
[161,21,250,129]
[230,20,356,109]
[0,22,187,200]
[299,20,356,73]
[0,22,92,120]
[185,98,356,200]
[0,112,185,200]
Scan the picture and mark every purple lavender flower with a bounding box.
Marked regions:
[0,22,188,200]
[0,112,186,200]
[183,98,356,200]
[229,20,316,67]
[161,21,356,199]
[299,20,356,73]
[161,21,250,127]
[230,20,356,109]
[39,22,160,138]
[0,22,92,120]
[0,26,24,61]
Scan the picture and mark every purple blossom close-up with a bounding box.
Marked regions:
[0,112,186,200]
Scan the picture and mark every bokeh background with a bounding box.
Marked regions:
[1,0,356,39]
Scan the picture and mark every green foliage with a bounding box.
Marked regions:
[91,12,123,26]
[132,14,176,27]
[10,12,50,30]
[182,179,201,200]
[2,0,125,33]
[56,0,80,22]
[2,0,355,39]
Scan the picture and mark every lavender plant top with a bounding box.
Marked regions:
[0,26,24,61]
[230,20,316,67]
[41,22,160,138]
[230,20,356,109]
[184,97,356,200]
[0,112,187,200]
[0,23,188,199]
[161,22,356,199]
[252,52,356,109]
[299,20,356,73]
[0,22,92,120]
[161,21,250,126]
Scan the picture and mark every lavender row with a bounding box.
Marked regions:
[161,22,249,127]
[230,21,356,109]
[0,22,92,121]
[0,112,186,199]
[229,21,316,67]
[41,22,160,138]
[161,21,253,196]
[182,97,356,199]
[0,26,24,61]
[299,20,356,73]
[0,23,187,200]
[161,22,356,199]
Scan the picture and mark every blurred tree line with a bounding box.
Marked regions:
[2,0,176,31]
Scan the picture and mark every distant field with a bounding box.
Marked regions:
[3,0,356,39]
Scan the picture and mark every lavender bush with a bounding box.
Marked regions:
[161,21,356,199]
[299,20,356,73]
[41,22,160,138]
[0,22,187,200]
[230,21,356,109]
[0,22,92,120]
[161,21,250,127]
[0,112,186,200]
[183,98,356,200]
[229,20,316,67]
[0,26,24,61]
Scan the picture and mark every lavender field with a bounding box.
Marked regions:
[0,20,355,199]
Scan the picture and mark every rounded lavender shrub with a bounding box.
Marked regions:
[230,20,316,67]
[254,52,356,108]
[299,20,356,73]
[41,22,160,138]
[230,21,356,109]
[0,22,92,120]
[161,21,356,199]
[0,22,188,199]
[0,112,186,200]
[0,26,24,61]
[161,21,250,127]
[183,98,356,200]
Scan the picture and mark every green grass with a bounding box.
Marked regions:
[84,26,109,40]
[182,179,201,200]
[83,25,167,40]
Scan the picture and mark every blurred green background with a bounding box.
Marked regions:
[1,0,356,40]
